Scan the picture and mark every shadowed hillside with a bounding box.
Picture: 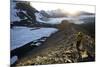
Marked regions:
[13,20,95,66]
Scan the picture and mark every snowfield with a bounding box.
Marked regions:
[43,17,84,24]
[11,56,18,65]
[34,12,94,24]
[11,27,58,50]
[34,13,84,24]
[41,15,94,24]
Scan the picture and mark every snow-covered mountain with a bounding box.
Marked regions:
[39,10,50,18]
[11,1,21,22]
[75,11,95,23]
[34,12,48,22]
[11,1,47,26]
[77,11,95,16]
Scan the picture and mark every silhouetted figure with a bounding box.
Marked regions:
[76,32,83,60]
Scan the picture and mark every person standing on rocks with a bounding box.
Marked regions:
[76,32,83,60]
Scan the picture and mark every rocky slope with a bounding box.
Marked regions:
[11,1,50,27]
[13,20,95,66]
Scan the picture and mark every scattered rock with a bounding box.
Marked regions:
[15,27,95,66]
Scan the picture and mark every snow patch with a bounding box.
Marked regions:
[35,12,45,22]
[11,26,58,50]
[11,2,21,22]
[11,56,18,65]
[34,42,41,46]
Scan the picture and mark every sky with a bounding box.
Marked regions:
[30,2,95,14]
[14,0,95,14]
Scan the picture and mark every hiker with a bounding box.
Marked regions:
[76,32,83,60]
[76,32,83,51]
